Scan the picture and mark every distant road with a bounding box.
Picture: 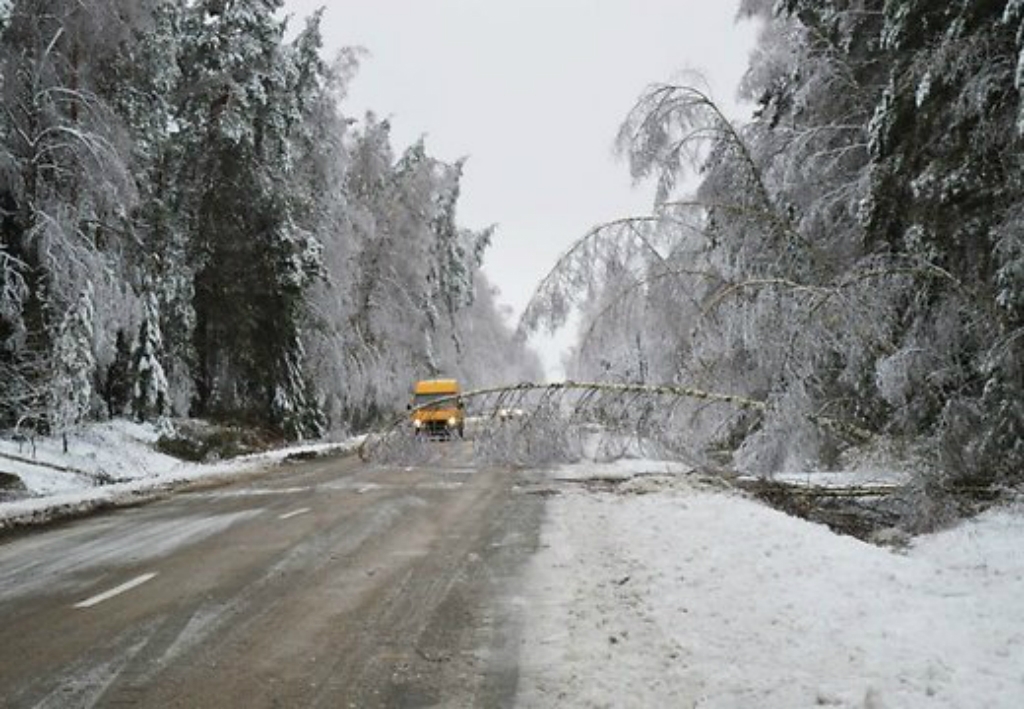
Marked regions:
[0,443,544,708]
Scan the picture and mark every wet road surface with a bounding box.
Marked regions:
[0,443,544,708]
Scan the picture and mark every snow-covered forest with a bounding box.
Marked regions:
[2,0,1021,518]
[522,0,1024,518]
[0,0,541,441]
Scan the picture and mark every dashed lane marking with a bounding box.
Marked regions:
[278,507,312,520]
[74,572,158,609]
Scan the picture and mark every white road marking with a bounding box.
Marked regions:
[74,572,158,609]
[278,507,311,520]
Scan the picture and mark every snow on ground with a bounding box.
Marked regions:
[0,420,363,530]
[516,462,1024,709]
[4,423,1022,707]
[552,457,690,482]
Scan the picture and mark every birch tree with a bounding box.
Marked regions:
[524,0,1024,496]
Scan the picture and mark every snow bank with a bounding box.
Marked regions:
[0,421,363,530]
[517,465,1024,708]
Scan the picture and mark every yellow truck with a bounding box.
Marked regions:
[409,378,465,438]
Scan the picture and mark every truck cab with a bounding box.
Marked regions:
[409,379,465,438]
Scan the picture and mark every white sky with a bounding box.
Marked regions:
[281,1,759,374]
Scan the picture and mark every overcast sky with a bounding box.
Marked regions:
[281,1,759,373]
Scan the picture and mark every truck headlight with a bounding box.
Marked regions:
[447,417,457,427]
[413,419,423,429]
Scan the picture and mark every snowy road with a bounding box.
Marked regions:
[0,444,544,708]
[3,440,1023,708]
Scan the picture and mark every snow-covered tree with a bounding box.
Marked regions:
[0,0,142,431]
[0,0,538,440]
[175,0,327,435]
[50,285,95,441]
[523,0,1024,500]
[130,292,168,421]
[103,328,132,418]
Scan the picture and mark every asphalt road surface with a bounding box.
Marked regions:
[0,442,545,708]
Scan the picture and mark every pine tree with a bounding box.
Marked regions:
[50,285,95,448]
[130,296,168,422]
[0,0,535,440]
[104,329,133,418]
[176,0,326,436]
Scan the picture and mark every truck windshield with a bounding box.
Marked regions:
[413,393,455,408]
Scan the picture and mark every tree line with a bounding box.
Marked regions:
[522,0,1023,513]
[0,0,540,441]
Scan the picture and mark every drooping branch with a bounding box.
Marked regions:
[573,265,722,362]
[616,81,775,215]
[517,216,667,336]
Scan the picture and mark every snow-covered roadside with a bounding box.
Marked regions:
[516,466,1024,709]
[0,421,363,531]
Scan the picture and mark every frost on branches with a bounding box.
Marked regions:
[0,0,537,440]
[520,0,1024,517]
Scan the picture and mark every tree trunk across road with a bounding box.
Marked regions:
[0,443,544,708]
